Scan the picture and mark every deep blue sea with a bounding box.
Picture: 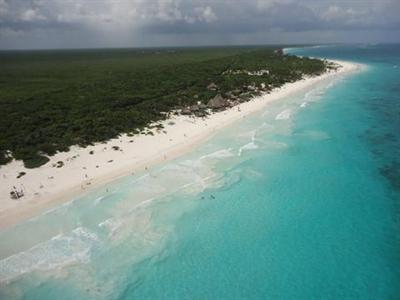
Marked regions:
[0,44,399,299]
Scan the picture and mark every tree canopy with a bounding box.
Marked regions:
[0,47,326,168]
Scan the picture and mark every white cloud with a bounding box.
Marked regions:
[0,0,398,49]
[20,8,46,22]
[0,0,8,17]
[321,5,368,25]
[196,6,217,23]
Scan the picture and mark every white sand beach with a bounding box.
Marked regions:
[0,60,361,229]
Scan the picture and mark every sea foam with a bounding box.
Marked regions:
[238,142,259,156]
[0,227,98,284]
[200,148,234,160]
[275,109,292,120]
[300,102,308,108]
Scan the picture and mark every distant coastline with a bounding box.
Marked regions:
[0,59,362,230]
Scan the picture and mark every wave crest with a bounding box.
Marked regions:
[0,227,98,284]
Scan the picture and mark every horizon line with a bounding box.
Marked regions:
[1,42,398,52]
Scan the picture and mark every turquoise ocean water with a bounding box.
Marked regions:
[0,45,399,299]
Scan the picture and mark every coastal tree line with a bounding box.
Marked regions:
[0,47,327,168]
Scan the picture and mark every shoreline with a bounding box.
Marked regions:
[0,59,362,230]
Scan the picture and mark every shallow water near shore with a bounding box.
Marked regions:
[1,45,400,299]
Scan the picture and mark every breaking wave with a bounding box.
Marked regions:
[200,148,234,160]
[0,227,99,284]
[238,142,259,156]
[275,109,292,120]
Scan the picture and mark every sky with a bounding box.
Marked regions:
[0,0,399,49]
